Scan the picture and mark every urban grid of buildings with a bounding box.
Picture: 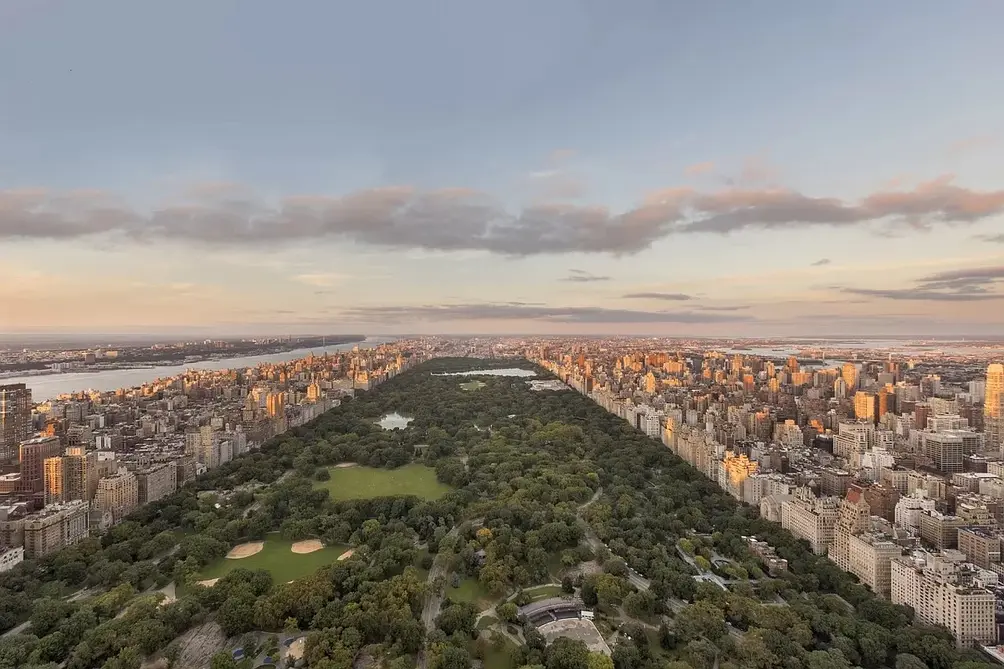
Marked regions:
[528,344,1004,649]
[0,343,420,569]
[3,336,1004,651]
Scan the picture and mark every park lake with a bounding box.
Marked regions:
[433,368,536,377]
[376,412,413,429]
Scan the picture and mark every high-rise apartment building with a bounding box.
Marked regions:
[831,485,871,572]
[22,500,89,559]
[0,384,32,462]
[135,461,177,505]
[19,436,63,494]
[891,553,996,648]
[841,363,859,392]
[854,392,877,423]
[781,487,840,555]
[986,364,1004,451]
[43,452,92,504]
[95,468,138,521]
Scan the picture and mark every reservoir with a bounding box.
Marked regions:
[7,336,394,401]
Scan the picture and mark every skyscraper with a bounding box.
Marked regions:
[0,384,32,463]
[986,364,1004,450]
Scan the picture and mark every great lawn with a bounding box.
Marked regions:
[315,463,453,501]
[196,538,350,584]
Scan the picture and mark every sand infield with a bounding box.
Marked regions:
[291,539,324,554]
[334,462,358,468]
[226,541,264,559]
[196,578,219,588]
[337,549,354,561]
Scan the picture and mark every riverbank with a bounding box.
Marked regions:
[6,336,395,401]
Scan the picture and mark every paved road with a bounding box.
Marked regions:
[418,518,483,669]
[1,620,29,639]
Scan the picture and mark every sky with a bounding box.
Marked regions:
[1,0,1003,337]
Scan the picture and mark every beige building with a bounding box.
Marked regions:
[832,486,871,571]
[958,527,1001,569]
[22,500,89,559]
[891,553,996,648]
[135,461,177,505]
[848,533,902,598]
[95,468,139,521]
[919,510,964,550]
[781,488,840,555]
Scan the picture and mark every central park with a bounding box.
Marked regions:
[0,358,995,669]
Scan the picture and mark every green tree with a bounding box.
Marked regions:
[546,637,590,669]
[586,652,613,669]
[675,600,727,642]
[895,655,929,669]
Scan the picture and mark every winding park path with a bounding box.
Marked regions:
[576,487,652,593]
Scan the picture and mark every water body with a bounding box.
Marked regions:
[434,368,536,377]
[377,412,413,430]
[9,336,395,401]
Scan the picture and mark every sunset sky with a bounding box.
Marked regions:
[2,1,1003,336]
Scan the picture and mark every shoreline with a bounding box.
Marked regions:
[0,336,368,380]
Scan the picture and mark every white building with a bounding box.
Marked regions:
[891,551,996,648]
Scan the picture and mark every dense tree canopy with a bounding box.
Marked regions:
[0,357,995,668]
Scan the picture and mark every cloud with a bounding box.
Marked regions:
[976,233,1004,243]
[841,287,1003,302]
[694,304,750,312]
[739,156,781,184]
[684,162,715,176]
[945,135,995,156]
[2,174,1003,256]
[623,292,694,301]
[291,272,343,288]
[841,265,1004,302]
[811,258,832,266]
[563,269,611,283]
[339,302,753,324]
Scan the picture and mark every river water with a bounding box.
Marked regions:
[7,336,395,401]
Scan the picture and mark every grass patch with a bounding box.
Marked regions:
[525,584,563,602]
[196,538,350,584]
[476,615,498,631]
[314,464,453,501]
[460,380,486,391]
[546,553,566,580]
[448,577,497,609]
[483,639,517,669]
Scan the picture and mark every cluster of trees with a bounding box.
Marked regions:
[0,356,998,668]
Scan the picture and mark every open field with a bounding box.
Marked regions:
[525,584,563,602]
[314,463,453,501]
[482,636,518,669]
[448,577,497,608]
[197,538,350,584]
[460,380,486,391]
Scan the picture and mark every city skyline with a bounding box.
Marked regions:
[2,1,1004,336]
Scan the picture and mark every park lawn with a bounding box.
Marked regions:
[448,577,497,609]
[476,615,498,631]
[315,464,453,501]
[482,637,518,669]
[546,552,566,579]
[197,538,350,584]
[460,380,486,391]
[525,584,563,602]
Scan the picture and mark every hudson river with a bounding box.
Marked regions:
[6,336,395,401]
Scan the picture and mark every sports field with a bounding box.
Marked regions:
[196,538,350,584]
[460,380,486,391]
[314,463,453,501]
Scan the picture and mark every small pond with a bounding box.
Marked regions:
[377,412,414,430]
